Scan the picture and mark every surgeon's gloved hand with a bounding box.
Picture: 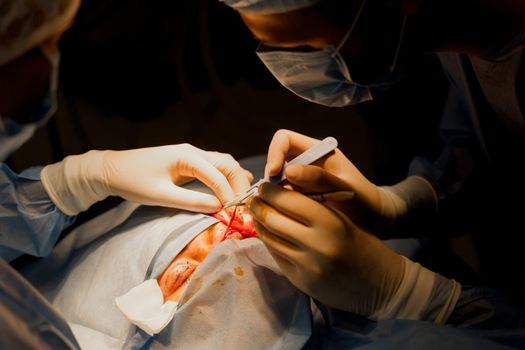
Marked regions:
[265,129,438,236]
[41,144,253,216]
[248,183,460,323]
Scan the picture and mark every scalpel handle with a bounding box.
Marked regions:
[223,137,338,208]
[268,136,338,184]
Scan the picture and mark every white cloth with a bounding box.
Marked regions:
[21,201,311,350]
[115,279,178,336]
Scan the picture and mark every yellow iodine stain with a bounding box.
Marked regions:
[234,266,244,277]
[212,279,224,287]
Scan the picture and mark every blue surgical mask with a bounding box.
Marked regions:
[256,45,373,107]
[256,0,407,107]
[0,44,59,162]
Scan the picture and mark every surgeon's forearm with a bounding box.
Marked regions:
[0,48,51,117]
[378,176,439,237]
[370,257,461,324]
[447,285,525,328]
[0,164,75,261]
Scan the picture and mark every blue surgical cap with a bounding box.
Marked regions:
[219,0,322,14]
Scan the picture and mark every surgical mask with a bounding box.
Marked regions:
[0,43,60,162]
[256,0,407,107]
[0,0,79,161]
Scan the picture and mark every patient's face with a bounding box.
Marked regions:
[157,207,256,303]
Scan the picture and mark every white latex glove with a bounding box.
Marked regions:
[248,183,460,323]
[41,144,253,215]
[265,129,438,235]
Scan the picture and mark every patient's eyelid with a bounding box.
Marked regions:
[168,261,193,274]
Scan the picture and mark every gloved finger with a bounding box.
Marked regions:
[207,152,252,194]
[266,251,311,297]
[252,212,302,252]
[254,222,300,271]
[250,187,339,252]
[265,248,297,277]
[256,182,323,227]
[265,129,322,177]
[178,154,236,204]
[244,170,254,184]
[285,164,353,193]
[253,220,303,259]
[147,183,223,213]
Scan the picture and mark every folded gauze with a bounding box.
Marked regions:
[115,280,177,336]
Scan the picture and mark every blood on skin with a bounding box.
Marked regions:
[157,207,257,303]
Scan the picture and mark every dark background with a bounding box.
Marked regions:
[8,0,452,235]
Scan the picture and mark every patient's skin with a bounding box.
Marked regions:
[157,207,255,303]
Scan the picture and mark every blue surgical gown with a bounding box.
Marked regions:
[0,78,73,262]
[1,51,79,349]
[0,164,75,262]
[407,33,525,297]
[0,258,80,349]
[309,287,525,349]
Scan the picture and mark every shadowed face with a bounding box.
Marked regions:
[239,2,408,85]
[239,0,525,63]
[240,8,347,50]
[0,0,79,117]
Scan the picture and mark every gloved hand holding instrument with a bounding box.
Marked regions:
[264,129,439,236]
[247,131,460,323]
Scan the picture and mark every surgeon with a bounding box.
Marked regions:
[219,0,525,330]
[0,2,252,347]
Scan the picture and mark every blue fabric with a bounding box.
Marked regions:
[409,35,525,203]
[406,35,525,249]
[256,45,374,107]
[0,163,75,261]
[324,318,522,349]
[308,285,525,349]
[0,87,57,162]
[13,198,525,349]
[450,286,525,333]
[0,258,80,349]
[403,33,525,335]
[408,54,487,200]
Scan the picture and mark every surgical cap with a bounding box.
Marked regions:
[0,0,80,66]
[219,0,322,14]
